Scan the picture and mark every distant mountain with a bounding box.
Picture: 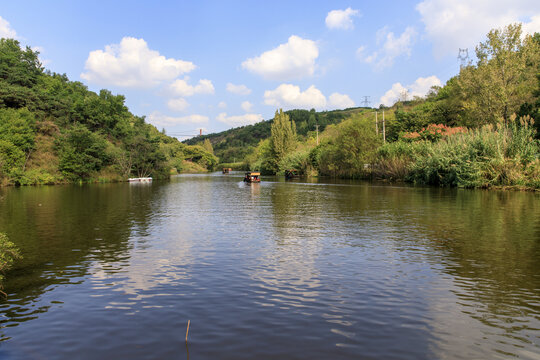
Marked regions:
[184,107,370,163]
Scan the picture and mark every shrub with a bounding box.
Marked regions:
[407,117,539,188]
[402,124,467,142]
[0,232,22,297]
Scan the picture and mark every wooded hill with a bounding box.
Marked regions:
[0,38,217,186]
[184,107,369,164]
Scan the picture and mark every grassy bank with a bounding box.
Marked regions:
[375,119,539,189]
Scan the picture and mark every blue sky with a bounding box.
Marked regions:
[1,1,539,138]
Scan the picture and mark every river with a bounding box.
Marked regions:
[0,174,539,359]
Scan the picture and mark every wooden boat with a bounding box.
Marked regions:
[285,169,299,179]
[243,171,260,183]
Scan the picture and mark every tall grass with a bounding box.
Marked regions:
[375,118,539,188]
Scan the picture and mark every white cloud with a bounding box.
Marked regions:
[408,75,442,97]
[167,98,189,112]
[169,77,214,97]
[416,0,540,57]
[0,16,16,38]
[325,8,360,30]
[364,26,417,69]
[218,101,227,109]
[242,35,319,81]
[264,84,327,110]
[328,93,355,109]
[379,75,441,106]
[379,83,408,107]
[217,112,264,127]
[523,15,540,36]
[226,83,252,95]
[356,45,366,59]
[147,111,208,127]
[81,37,196,88]
[241,101,253,112]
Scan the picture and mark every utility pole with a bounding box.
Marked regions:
[382,110,386,143]
[315,124,319,145]
[374,111,378,134]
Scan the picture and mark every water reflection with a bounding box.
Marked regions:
[252,182,324,311]
[0,177,538,359]
[0,183,160,334]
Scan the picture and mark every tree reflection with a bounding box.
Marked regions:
[0,182,160,336]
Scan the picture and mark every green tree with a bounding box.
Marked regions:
[317,116,381,178]
[126,131,166,178]
[268,109,297,173]
[183,145,218,171]
[56,124,108,180]
[0,108,36,180]
[202,138,214,154]
[459,24,539,125]
[0,38,42,88]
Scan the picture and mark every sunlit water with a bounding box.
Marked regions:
[0,174,539,359]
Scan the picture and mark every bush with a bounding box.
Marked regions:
[0,232,22,297]
[407,118,539,188]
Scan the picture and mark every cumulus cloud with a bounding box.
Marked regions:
[241,101,253,112]
[216,112,264,127]
[167,98,189,112]
[264,84,327,110]
[218,101,227,109]
[242,35,319,81]
[416,0,540,57]
[363,26,417,69]
[0,16,16,38]
[328,93,355,109]
[169,78,214,97]
[81,37,196,88]
[325,8,360,30]
[379,75,441,106]
[523,15,540,36]
[226,83,252,95]
[147,111,208,127]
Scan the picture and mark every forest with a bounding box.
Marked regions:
[0,38,217,186]
[202,24,540,189]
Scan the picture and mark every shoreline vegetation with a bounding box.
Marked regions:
[0,24,538,190]
[0,232,21,297]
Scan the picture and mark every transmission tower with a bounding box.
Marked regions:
[457,48,469,68]
[361,96,370,108]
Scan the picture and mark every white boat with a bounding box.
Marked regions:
[128,177,153,183]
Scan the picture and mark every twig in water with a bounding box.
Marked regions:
[185,320,190,343]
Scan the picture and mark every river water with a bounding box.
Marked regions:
[0,174,539,359]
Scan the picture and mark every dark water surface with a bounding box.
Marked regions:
[0,174,539,359]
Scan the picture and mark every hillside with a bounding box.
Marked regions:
[184,107,370,163]
[0,39,217,186]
